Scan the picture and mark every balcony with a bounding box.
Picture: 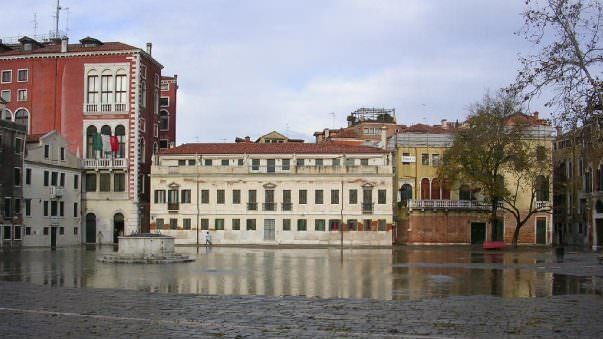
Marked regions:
[362,202,374,214]
[84,102,129,114]
[281,202,293,211]
[401,155,416,163]
[49,216,61,226]
[83,158,128,170]
[247,202,258,211]
[49,186,64,199]
[263,202,276,211]
[536,201,551,209]
[167,202,179,211]
[406,199,501,211]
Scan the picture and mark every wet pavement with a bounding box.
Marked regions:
[0,245,602,338]
[0,245,601,300]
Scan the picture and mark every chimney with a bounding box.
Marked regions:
[324,128,330,139]
[60,36,68,53]
[380,126,387,150]
[146,42,152,56]
[245,136,250,142]
[441,119,447,129]
[533,111,539,119]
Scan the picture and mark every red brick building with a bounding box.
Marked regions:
[159,75,178,149]
[0,36,174,241]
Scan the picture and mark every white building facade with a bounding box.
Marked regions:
[22,131,82,247]
[151,143,394,246]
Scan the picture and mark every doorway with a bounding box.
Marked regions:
[113,213,124,244]
[536,218,547,244]
[264,219,275,241]
[50,227,57,249]
[596,219,603,248]
[85,213,96,243]
[471,222,486,244]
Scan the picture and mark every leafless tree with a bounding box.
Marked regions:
[510,0,602,129]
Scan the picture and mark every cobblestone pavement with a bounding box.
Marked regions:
[1,280,602,338]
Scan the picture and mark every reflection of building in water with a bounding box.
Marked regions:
[392,249,554,299]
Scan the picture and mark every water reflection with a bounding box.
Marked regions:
[0,246,600,300]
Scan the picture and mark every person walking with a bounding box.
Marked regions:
[205,231,212,246]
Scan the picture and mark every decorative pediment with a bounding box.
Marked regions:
[168,182,180,189]
[361,182,374,189]
[263,182,277,189]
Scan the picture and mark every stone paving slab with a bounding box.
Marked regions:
[1,281,602,338]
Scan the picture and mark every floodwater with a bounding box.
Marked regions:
[0,246,601,300]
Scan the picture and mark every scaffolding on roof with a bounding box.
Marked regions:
[347,107,396,126]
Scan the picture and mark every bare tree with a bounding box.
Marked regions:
[510,0,603,128]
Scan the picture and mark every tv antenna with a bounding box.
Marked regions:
[32,13,38,36]
[53,0,69,38]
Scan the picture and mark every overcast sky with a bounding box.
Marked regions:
[2,0,545,143]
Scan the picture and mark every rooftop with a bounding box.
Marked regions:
[159,142,386,155]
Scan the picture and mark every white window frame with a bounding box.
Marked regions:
[17,89,28,101]
[160,96,169,107]
[1,89,10,102]
[1,70,12,83]
[140,64,147,79]
[17,69,29,82]
[160,83,169,91]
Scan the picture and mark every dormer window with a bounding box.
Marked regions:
[79,37,103,48]
[18,36,42,51]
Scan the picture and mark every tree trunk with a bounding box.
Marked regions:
[490,198,499,241]
[512,219,525,248]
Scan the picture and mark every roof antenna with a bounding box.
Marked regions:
[32,13,38,36]
[54,0,62,38]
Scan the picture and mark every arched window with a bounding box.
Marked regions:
[441,179,451,200]
[459,184,471,200]
[115,125,126,158]
[140,137,145,163]
[86,125,97,159]
[114,69,127,105]
[14,109,29,133]
[535,175,549,201]
[1,108,12,121]
[153,141,158,155]
[159,110,169,130]
[100,70,113,104]
[100,125,112,158]
[154,89,159,115]
[420,178,430,200]
[86,70,99,104]
[400,184,413,201]
[431,178,441,200]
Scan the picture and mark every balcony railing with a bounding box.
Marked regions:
[247,202,258,211]
[84,102,129,113]
[406,199,501,211]
[263,202,276,211]
[362,202,374,214]
[83,158,128,170]
[535,201,550,209]
[167,202,179,211]
[49,216,61,225]
[49,186,64,199]
[401,155,416,163]
[281,202,293,211]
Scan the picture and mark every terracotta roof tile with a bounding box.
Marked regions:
[160,142,385,155]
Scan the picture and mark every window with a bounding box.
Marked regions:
[114,173,125,192]
[170,218,178,230]
[315,219,326,231]
[59,201,64,217]
[296,159,304,167]
[347,219,358,231]
[178,160,186,166]
[215,219,225,230]
[43,227,49,235]
[99,173,110,192]
[331,189,339,204]
[59,147,65,161]
[74,174,79,189]
[251,159,260,171]
[44,171,49,186]
[159,110,169,131]
[1,70,12,83]
[297,219,307,231]
[315,159,323,167]
[13,226,21,240]
[25,168,31,185]
[26,227,31,236]
[217,189,225,204]
[329,219,340,231]
[50,201,58,216]
[246,219,256,230]
[333,158,340,167]
[14,167,21,186]
[59,227,64,235]
[349,189,358,204]
[378,219,387,231]
[168,189,179,204]
[74,227,78,235]
[363,219,372,231]
[15,137,22,154]
[233,189,241,204]
[188,159,196,166]
[17,89,27,101]
[315,190,324,204]
[160,97,169,107]
[204,159,212,166]
[25,199,31,216]
[201,189,209,204]
[221,159,229,166]
[87,74,99,103]
[283,219,291,231]
[226,218,239,231]
[140,80,147,107]
[17,69,28,82]
[156,218,164,230]
[14,198,21,215]
[299,189,307,204]
[154,190,166,203]
[60,173,65,187]
[183,218,191,230]
[14,110,29,132]
[181,189,192,203]
[421,153,429,165]
[51,172,58,186]
[43,201,48,216]
[3,225,11,240]
[431,154,441,167]
[1,90,9,102]
[360,159,369,166]
[73,202,78,217]
[267,159,276,173]
[115,72,127,104]
[282,159,290,171]
[536,146,547,161]
[159,139,169,149]
[378,189,387,204]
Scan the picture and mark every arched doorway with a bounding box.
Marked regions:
[113,213,125,244]
[85,213,96,243]
[400,184,413,201]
